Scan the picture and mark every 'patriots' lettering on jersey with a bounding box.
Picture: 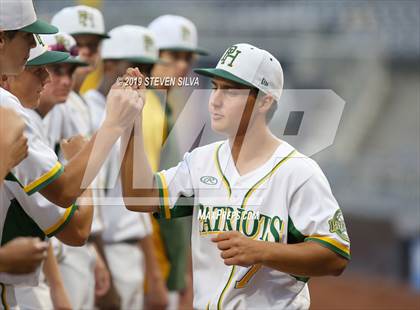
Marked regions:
[198,204,285,243]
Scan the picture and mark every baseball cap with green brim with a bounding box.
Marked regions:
[26,35,69,66]
[40,32,88,67]
[148,15,209,56]
[19,20,58,34]
[194,43,284,101]
[160,46,209,56]
[102,25,162,65]
[51,5,109,39]
[0,0,58,34]
[193,68,254,88]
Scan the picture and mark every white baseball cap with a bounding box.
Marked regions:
[0,0,57,34]
[38,32,88,66]
[148,15,208,55]
[26,34,69,67]
[101,25,160,64]
[51,5,109,39]
[194,43,284,101]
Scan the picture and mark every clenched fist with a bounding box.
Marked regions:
[103,67,146,132]
[60,135,88,161]
[212,231,261,267]
[0,107,28,180]
[0,237,48,274]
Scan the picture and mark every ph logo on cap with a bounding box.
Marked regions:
[219,46,242,67]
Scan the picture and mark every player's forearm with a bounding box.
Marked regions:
[138,235,165,281]
[121,119,159,213]
[41,123,124,208]
[55,189,93,246]
[43,245,72,310]
[43,244,65,287]
[257,241,348,277]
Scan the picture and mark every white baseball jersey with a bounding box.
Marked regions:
[0,88,63,196]
[154,140,351,310]
[43,90,104,234]
[43,91,93,152]
[84,89,152,243]
[0,108,78,286]
[0,104,77,309]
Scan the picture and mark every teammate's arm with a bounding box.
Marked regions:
[212,231,348,277]
[121,112,160,213]
[52,136,94,246]
[138,235,169,309]
[42,244,72,309]
[39,68,144,208]
[0,107,28,180]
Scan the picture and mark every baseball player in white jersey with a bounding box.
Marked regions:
[121,43,351,309]
[84,25,169,309]
[0,0,58,284]
[30,32,110,309]
[0,34,97,309]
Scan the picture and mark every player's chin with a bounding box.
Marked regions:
[27,96,41,109]
[211,121,228,135]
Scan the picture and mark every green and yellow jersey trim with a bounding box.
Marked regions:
[0,283,9,310]
[214,143,231,198]
[44,204,78,238]
[305,235,351,260]
[217,266,236,310]
[241,150,296,209]
[155,172,171,219]
[24,162,64,195]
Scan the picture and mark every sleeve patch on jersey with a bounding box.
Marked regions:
[155,172,171,219]
[305,236,351,260]
[44,204,78,238]
[24,162,64,195]
[328,209,350,242]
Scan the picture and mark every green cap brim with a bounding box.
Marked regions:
[161,46,209,56]
[26,51,69,66]
[105,56,162,65]
[63,58,89,66]
[193,68,254,87]
[71,32,110,39]
[20,20,58,34]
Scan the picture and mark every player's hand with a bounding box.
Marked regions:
[49,282,72,310]
[212,231,261,267]
[60,135,88,161]
[94,252,111,297]
[103,67,146,132]
[0,107,28,178]
[145,275,169,310]
[95,283,121,310]
[0,237,48,274]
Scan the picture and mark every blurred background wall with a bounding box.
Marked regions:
[35,0,420,308]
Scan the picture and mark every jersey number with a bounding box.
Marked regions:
[234,264,262,289]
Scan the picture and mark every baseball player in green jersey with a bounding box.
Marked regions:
[121,43,350,309]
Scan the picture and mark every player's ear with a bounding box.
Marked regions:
[257,92,275,116]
